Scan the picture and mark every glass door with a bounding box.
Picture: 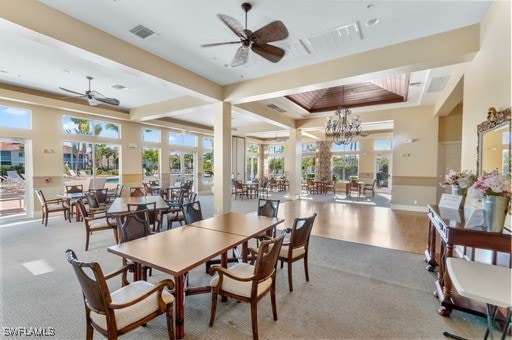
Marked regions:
[0,138,27,218]
[375,154,392,192]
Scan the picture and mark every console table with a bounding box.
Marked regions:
[425,204,511,319]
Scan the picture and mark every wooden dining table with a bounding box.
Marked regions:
[107,195,168,215]
[57,191,86,221]
[107,211,283,339]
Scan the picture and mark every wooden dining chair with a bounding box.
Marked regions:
[84,191,107,216]
[129,187,146,197]
[181,200,203,225]
[116,210,153,281]
[256,198,280,239]
[278,213,317,292]
[127,202,160,232]
[65,184,84,219]
[34,188,70,226]
[76,198,118,251]
[209,234,285,340]
[363,179,377,197]
[65,249,175,340]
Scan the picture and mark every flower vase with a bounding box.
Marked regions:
[482,195,510,233]
[451,184,467,206]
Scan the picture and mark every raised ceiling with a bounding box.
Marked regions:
[286,74,409,114]
[0,1,492,140]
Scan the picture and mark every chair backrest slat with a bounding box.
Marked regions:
[182,201,203,224]
[253,234,284,283]
[289,213,317,249]
[116,210,151,243]
[257,198,280,218]
[65,249,110,313]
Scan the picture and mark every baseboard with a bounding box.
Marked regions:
[391,204,429,212]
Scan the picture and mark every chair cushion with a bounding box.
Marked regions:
[88,219,111,229]
[210,263,272,298]
[279,244,306,259]
[89,280,173,331]
[46,203,65,212]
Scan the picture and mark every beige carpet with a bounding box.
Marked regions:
[0,212,492,339]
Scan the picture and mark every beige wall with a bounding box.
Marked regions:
[0,98,214,216]
[461,0,511,173]
[439,104,463,142]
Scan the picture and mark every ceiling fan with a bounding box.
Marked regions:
[201,2,289,67]
[59,76,120,106]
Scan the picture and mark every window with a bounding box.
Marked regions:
[246,143,258,182]
[267,144,284,176]
[169,131,197,147]
[169,151,195,184]
[63,141,120,183]
[63,116,120,138]
[302,143,316,152]
[203,137,214,183]
[332,155,359,181]
[374,139,393,151]
[331,142,359,152]
[142,147,159,183]
[0,105,31,129]
[142,128,160,143]
[301,155,315,180]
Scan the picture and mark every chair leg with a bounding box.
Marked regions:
[85,230,90,251]
[287,262,293,292]
[41,211,45,225]
[85,321,94,340]
[209,291,218,327]
[44,210,49,226]
[250,300,259,340]
[270,286,278,321]
[304,256,309,282]
[165,302,175,340]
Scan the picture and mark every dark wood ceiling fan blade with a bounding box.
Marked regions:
[251,44,285,63]
[218,14,247,39]
[201,41,241,47]
[95,97,120,106]
[251,21,289,44]
[231,45,249,67]
[59,87,85,96]
[89,90,120,106]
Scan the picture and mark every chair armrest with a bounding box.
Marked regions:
[103,264,133,281]
[45,198,65,204]
[209,265,255,282]
[109,278,175,310]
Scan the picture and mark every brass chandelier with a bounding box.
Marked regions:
[325,107,365,145]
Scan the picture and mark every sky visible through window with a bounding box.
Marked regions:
[0,105,31,129]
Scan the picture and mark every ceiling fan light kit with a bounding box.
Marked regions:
[201,2,289,67]
[59,76,120,107]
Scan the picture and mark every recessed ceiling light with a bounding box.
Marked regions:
[62,69,73,74]
[0,70,8,74]
[365,18,380,26]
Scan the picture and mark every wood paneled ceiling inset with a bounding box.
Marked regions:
[286,74,410,114]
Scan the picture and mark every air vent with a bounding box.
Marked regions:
[267,104,287,113]
[110,84,127,90]
[427,76,449,93]
[307,22,363,52]
[286,39,313,58]
[129,24,156,39]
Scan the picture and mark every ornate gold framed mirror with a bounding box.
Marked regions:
[477,107,511,176]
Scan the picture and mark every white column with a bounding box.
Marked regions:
[285,129,302,199]
[213,102,232,214]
